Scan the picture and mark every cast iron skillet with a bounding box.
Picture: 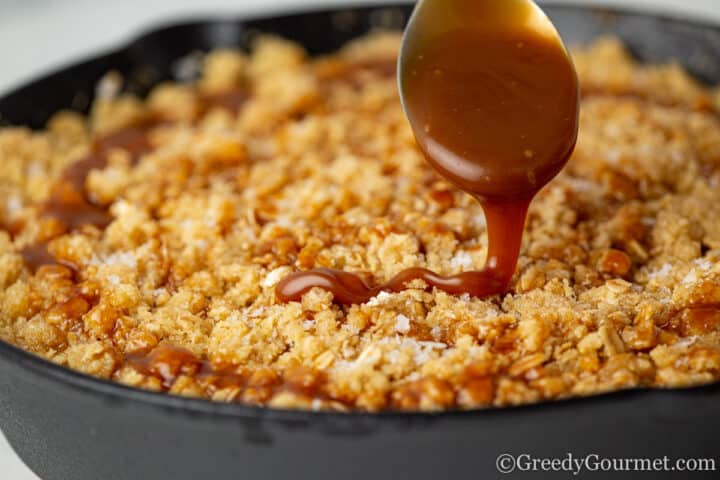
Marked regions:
[1,3,720,480]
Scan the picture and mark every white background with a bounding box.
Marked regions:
[1,0,719,478]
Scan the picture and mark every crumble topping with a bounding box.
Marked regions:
[1,34,720,411]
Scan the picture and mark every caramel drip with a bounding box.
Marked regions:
[277,1,578,305]
[19,124,154,271]
[37,88,249,235]
[664,304,720,337]
[126,343,341,405]
[200,88,250,114]
[0,217,24,239]
[21,87,251,273]
[42,182,113,230]
[276,199,529,303]
[126,344,204,389]
[40,123,152,231]
[19,243,62,273]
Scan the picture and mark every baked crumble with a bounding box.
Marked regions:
[1,34,720,411]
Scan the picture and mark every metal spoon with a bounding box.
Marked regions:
[398,0,576,107]
[397,0,579,291]
[397,0,579,199]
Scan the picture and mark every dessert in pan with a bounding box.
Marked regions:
[1,1,720,415]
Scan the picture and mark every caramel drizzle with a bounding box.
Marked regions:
[126,343,342,405]
[19,87,249,272]
[20,124,154,271]
[20,243,75,273]
[41,122,153,231]
[278,1,581,305]
[276,199,529,304]
[200,89,250,114]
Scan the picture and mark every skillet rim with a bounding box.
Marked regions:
[2,0,720,104]
[1,1,720,422]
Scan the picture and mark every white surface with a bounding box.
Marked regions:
[1,0,720,95]
[1,0,719,479]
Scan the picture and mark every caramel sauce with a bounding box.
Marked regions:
[201,88,250,114]
[277,0,579,304]
[0,218,24,239]
[18,123,153,272]
[126,343,337,404]
[41,123,153,230]
[19,123,154,272]
[42,182,113,230]
[665,304,720,337]
[127,344,204,389]
[20,243,62,273]
[30,88,247,255]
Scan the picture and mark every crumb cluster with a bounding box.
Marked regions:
[1,34,720,411]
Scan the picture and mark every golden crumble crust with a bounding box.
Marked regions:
[2,34,720,411]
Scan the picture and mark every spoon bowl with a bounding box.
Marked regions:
[398,0,579,201]
[397,0,580,292]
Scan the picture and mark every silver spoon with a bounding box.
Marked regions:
[396,0,580,292]
[397,0,579,199]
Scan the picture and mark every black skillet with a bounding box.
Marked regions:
[1,3,720,480]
